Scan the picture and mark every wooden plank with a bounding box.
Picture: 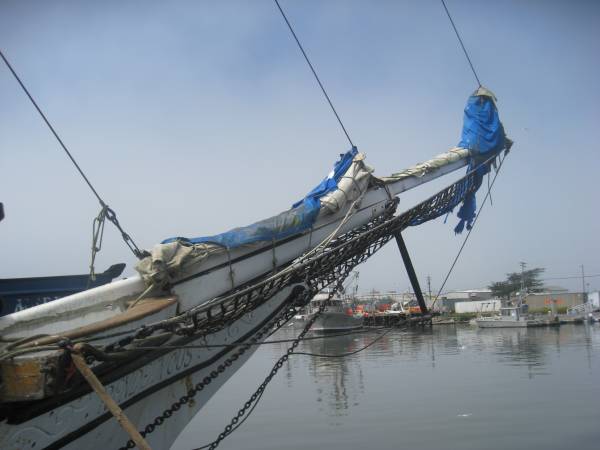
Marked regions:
[12,296,177,348]
[72,344,151,450]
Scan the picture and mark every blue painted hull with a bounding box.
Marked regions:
[0,263,125,316]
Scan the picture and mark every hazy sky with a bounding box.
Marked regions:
[1,0,599,294]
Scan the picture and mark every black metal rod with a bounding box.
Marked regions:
[394,231,428,314]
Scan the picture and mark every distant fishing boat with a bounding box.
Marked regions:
[476,304,546,328]
[297,289,363,332]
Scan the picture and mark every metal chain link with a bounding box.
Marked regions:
[203,283,344,450]
[118,272,353,449]
[114,163,488,448]
[104,207,149,260]
[117,291,311,450]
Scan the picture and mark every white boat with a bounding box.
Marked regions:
[298,290,363,332]
[0,54,510,449]
[476,305,546,328]
[0,146,479,449]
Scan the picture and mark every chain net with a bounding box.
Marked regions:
[116,165,482,448]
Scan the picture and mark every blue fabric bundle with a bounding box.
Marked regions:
[407,88,506,232]
[453,88,506,233]
[162,147,358,248]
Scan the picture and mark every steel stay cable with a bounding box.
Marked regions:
[431,151,508,310]
[0,49,146,259]
[273,0,355,148]
[440,0,482,87]
[0,50,104,204]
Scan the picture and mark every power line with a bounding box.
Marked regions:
[541,274,600,281]
[440,0,482,87]
[273,0,355,149]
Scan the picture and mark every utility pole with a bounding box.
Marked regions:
[581,264,586,302]
[427,275,432,304]
[519,261,526,306]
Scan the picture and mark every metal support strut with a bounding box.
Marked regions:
[394,231,428,315]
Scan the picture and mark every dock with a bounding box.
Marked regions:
[363,312,432,328]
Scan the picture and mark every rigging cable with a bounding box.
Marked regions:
[440,0,482,87]
[0,49,146,259]
[273,0,355,148]
[430,151,508,310]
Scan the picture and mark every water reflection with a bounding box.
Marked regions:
[274,323,600,417]
[173,323,600,450]
[301,332,367,416]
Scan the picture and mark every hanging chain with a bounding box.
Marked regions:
[104,206,149,259]
[118,280,348,450]
[117,289,313,450]
[202,281,347,450]
[113,151,503,448]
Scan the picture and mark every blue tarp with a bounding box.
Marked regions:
[453,88,506,233]
[458,91,505,155]
[409,88,506,232]
[162,147,358,248]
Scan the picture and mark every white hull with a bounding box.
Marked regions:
[476,318,546,328]
[476,318,529,328]
[0,285,300,450]
[0,149,470,449]
[0,149,468,341]
[310,312,363,332]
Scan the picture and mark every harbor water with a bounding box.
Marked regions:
[172,323,600,450]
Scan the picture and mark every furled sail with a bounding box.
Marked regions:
[137,148,373,286]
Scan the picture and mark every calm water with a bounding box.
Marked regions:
[172,323,600,450]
